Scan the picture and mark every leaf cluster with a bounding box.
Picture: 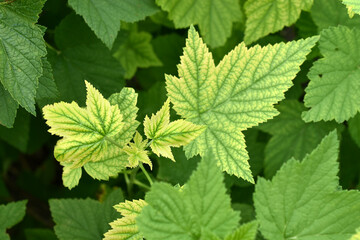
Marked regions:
[0,0,360,240]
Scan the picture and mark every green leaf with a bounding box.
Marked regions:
[166,26,318,182]
[36,57,59,109]
[49,44,125,104]
[137,154,240,240]
[68,0,159,49]
[144,98,205,161]
[225,221,258,240]
[339,129,360,189]
[103,199,147,240]
[303,26,360,123]
[43,81,138,188]
[24,228,58,240]
[0,0,47,115]
[244,0,313,44]
[155,0,241,47]
[50,189,123,240]
[136,33,185,90]
[254,131,360,240]
[157,147,200,185]
[50,14,125,104]
[0,84,18,128]
[0,109,30,152]
[342,0,360,17]
[311,0,360,31]
[113,30,162,79]
[349,113,360,147]
[258,100,339,177]
[0,200,27,240]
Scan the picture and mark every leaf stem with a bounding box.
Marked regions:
[105,136,153,186]
[139,164,153,186]
[123,170,132,196]
[133,179,151,190]
[45,42,61,55]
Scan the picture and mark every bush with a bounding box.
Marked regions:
[0,0,360,239]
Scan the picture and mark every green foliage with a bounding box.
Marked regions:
[112,30,162,79]
[137,154,240,240]
[166,26,317,182]
[0,0,47,124]
[258,100,339,177]
[1,1,360,240]
[49,189,123,240]
[311,0,360,31]
[0,200,27,240]
[49,14,125,104]
[254,131,360,239]
[155,0,241,47]
[303,26,360,123]
[67,0,159,49]
[244,0,313,44]
[349,113,360,147]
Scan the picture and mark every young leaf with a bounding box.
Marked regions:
[137,154,240,240]
[68,0,159,49]
[43,81,139,188]
[254,131,360,240]
[258,100,339,177]
[123,132,152,169]
[303,26,360,123]
[166,26,318,182]
[155,0,241,47]
[144,99,205,161]
[50,189,123,240]
[0,200,27,240]
[103,199,147,240]
[244,0,313,44]
[0,0,47,115]
[112,31,162,79]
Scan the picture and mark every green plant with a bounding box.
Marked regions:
[0,0,360,240]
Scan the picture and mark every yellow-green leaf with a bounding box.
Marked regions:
[166,26,318,182]
[103,199,147,240]
[123,132,152,169]
[43,81,123,169]
[144,98,170,139]
[144,99,205,161]
[43,81,139,187]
